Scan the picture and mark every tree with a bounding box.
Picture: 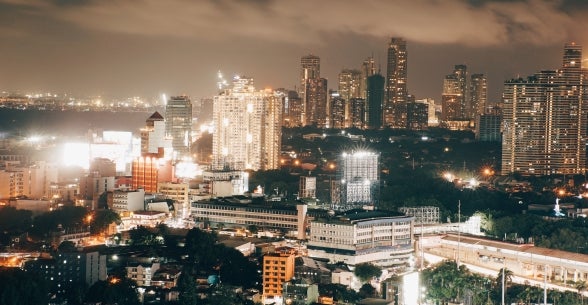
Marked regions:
[177,271,199,305]
[128,226,162,246]
[58,240,78,252]
[354,263,382,283]
[85,278,140,305]
[0,267,49,305]
[358,283,377,298]
[91,209,120,234]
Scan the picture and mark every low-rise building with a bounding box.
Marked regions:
[191,199,308,239]
[23,250,107,297]
[126,261,161,286]
[307,210,414,267]
[262,249,295,303]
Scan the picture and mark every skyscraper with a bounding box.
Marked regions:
[349,98,366,129]
[300,54,321,126]
[212,76,282,171]
[329,91,346,129]
[385,37,408,128]
[338,69,362,127]
[165,96,192,159]
[470,73,488,117]
[441,65,468,121]
[502,43,588,175]
[366,73,385,129]
[361,56,376,99]
[305,77,328,127]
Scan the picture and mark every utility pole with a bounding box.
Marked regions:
[457,200,461,268]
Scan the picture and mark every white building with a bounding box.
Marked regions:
[308,210,414,267]
[338,151,379,210]
[212,75,282,171]
[127,261,161,287]
[158,182,190,220]
[111,189,145,214]
[299,176,316,199]
[202,170,248,197]
[140,111,173,158]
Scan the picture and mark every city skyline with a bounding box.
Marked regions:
[1,0,587,103]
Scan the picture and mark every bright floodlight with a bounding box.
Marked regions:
[403,272,419,305]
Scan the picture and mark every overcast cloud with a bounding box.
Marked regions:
[0,0,586,102]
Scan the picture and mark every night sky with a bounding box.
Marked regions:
[1,0,588,103]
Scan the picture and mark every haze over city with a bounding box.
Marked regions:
[4,1,588,305]
[2,0,588,101]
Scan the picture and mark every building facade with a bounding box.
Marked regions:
[366,74,385,129]
[307,210,414,267]
[338,151,379,210]
[212,76,282,171]
[442,65,468,121]
[470,73,488,118]
[165,96,192,159]
[385,37,408,128]
[502,43,588,175]
[191,200,308,239]
[262,250,295,302]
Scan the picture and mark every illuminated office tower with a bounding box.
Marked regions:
[469,73,487,118]
[339,69,362,127]
[212,76,282,171]
[300,54,320,125]
[165,95,192,159]
[360,56,376,99]
[279,89,302,127]
[305,77,328,128]
[502,43,588,175]
[349,98,366,129]
[441,65,468,121]
[366,73,385,129]
[338,150,380,210]
[385,37,408,128]
[339,69,362,102]
[329,91,346,129]
[406,99,429,130]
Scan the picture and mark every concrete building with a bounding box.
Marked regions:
[141,111,172,158]
[299,176,316,199]
[502,43,588,175]
[329,91,346,129]
[442,65,467,121]
[158,182,190,220]
[165,95,192,159]
[202,170,248,197]
[469,73,488,118]
[191,199,308,239]
[307,210,414,267]
[126,261,161,286]
[360,56,376,100]
[111,188,145,215]
[262,249,295,303]
[212,76,282,171]
[406,100,429,130]
[366,74,385,129]
[24,250,107,297]
[337,150,379,210]
[475,109,502,142]
[385,37,408,128]
[425,234,588,285]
